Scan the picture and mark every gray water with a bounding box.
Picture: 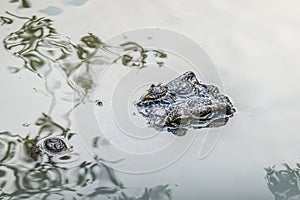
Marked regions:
[1,1,300,200]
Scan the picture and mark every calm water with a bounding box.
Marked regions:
[1,1,300,200]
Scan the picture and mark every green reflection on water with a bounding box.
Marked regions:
[0,115,172,199]
[0,114,123,199]
[2,13,167,125]
[265,163,300,200]
[116,185,172,200]
[119,41,167,69]
[9,0,31,9]
[0,16,13,25]
[0,12,171,200]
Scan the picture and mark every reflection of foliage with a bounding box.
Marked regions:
[3,15,64,74]
[2,13,167,101]
[0,13,172,200]
[9,0,31,8]
[265,163,300,200]
[35,113,73,139]
[115,185,172,200]
[0,114,125,199]
[1,13,168,125]
[81,34,103,48]
[0,161,124,199]
[0,132,25,163]
[1,13,168,128]
[0,127,171,199]
[120,41,167,68]
[0,16,13,25]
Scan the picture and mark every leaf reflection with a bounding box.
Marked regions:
[0,12,172,200]
[0,113,172,199]
[9,0,31,9]
[0,113,124,199]
[265,163,300,200]
[1,13,168,129]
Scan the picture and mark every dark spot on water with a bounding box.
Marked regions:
[7,66,21,74]
[22,122,31,127]
[92,136,110,148]
[95,100,103,107]
[0,169,6,177]
[92,136,100,148]
[59,155,71,160]
[157,61,164,67]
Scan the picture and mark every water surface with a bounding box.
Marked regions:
[1,1,300,200]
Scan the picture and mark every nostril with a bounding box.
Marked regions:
[226,105,236,115]
[136,101,144,107]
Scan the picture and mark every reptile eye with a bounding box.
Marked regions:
[37,136,72,156]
